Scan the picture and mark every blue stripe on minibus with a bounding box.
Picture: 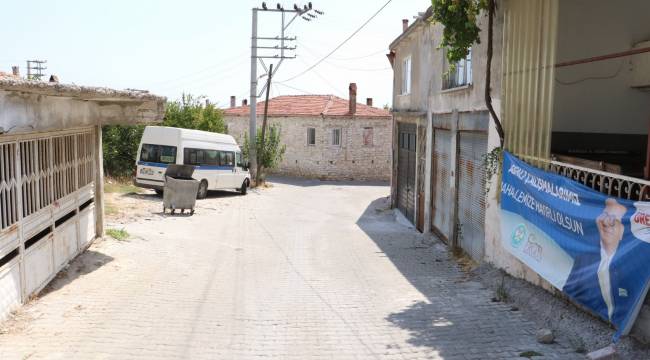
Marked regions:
[138,161,170,168]
[137,161,234,170]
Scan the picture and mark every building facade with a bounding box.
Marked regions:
[224,85,392,181]
[389,0,650,341]
[0,75,165,321]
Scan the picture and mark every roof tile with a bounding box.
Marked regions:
[223,95,391,118]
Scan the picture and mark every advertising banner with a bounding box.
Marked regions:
[500,151,650,339]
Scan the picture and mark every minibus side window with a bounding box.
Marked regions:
[141,144,177,164]
[236,152,242,167]
[223,152,233,167]
[184,148,222,167]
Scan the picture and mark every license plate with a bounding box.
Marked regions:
[140,168,155,176]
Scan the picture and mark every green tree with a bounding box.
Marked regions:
[163,94,227,133]
[102,124,145,178]
[242,124,286,184]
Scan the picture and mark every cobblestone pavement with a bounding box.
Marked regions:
[0,179,582,359]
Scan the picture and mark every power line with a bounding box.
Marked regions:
[330,48,388,61]
[275,82,314,95]
[152,50,248,86]
[280,0,394,82]
[297,40,386,62]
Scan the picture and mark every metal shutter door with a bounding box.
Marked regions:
[432,129,452,240]
[397,124,416,224]
[457,132,488,261]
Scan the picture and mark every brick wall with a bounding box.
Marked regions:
[225,115,392,181]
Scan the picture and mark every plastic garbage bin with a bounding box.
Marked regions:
[163,165,200,215]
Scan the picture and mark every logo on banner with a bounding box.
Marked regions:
[523,234,543,262]
[511,224,527,248]
[632,202,650,243]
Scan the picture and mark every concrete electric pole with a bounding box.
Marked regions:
[248,2,323,182]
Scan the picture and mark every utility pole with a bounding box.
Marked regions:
[248,2,324,183]
[257,63,273,185]
[26,60,47,80]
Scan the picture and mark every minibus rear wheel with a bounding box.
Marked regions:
[197,180,208,199]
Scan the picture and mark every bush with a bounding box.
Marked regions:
[102,125,144,178]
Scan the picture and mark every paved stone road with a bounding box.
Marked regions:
[0,179,581,359]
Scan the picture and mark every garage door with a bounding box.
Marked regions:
[431,129,453,242]
[457,131,488,261]
[397,123,416,223]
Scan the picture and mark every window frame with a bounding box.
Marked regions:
[307,127,316,146]
[362,127,374,147]
[443,48,473,90]
[401,56,412,95]
[331,128,342,147]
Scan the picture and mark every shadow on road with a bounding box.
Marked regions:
[354,197,564,358]
[39,250,115,298]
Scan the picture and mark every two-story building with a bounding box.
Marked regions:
[389,0,650,341]
[224,84,392,181]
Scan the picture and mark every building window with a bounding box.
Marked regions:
[443,49,472,89]
[401,56,412,95]
[307,128,316,145]
[363,127,373,146]
[331,128,341,146]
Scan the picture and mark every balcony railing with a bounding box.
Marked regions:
[521,155,650,201]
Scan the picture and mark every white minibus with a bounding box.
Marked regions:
[134,126,250,198]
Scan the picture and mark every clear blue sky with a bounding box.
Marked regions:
[0,0,427,108]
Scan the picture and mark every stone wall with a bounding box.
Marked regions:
[225,115,392,181]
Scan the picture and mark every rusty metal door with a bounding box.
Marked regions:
[431,129,453,241]
[397,123,416,223]
[457,131,488,261]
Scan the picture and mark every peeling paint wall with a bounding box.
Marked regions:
[0,90,164,134]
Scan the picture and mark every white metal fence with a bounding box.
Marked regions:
[0,128,96,318]
[0,143,18,231]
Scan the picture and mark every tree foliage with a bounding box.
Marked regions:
[163,94,227,133]
[102,125,145,178]
[242,124,286,180]
[431,0,488,65]
[102,93,228,178]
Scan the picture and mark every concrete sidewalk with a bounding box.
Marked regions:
[0,179,580,359]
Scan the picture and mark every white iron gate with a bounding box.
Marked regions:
[0,128,97,319]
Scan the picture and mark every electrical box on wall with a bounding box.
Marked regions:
[630,40,650,91]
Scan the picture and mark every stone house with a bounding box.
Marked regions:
[223,84,392,181]
[0,74,165,321]
[389,0,650,341]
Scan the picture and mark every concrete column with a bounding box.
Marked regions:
[94,124,105,238]
[423,109,433,234]
[449,110,459,247]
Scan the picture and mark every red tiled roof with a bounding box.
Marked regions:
[223,95,391,118]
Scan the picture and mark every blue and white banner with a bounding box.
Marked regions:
[500,151,650,340]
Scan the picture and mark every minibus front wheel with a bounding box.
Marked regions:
[197,180,208,199]
[240,179,249,195]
